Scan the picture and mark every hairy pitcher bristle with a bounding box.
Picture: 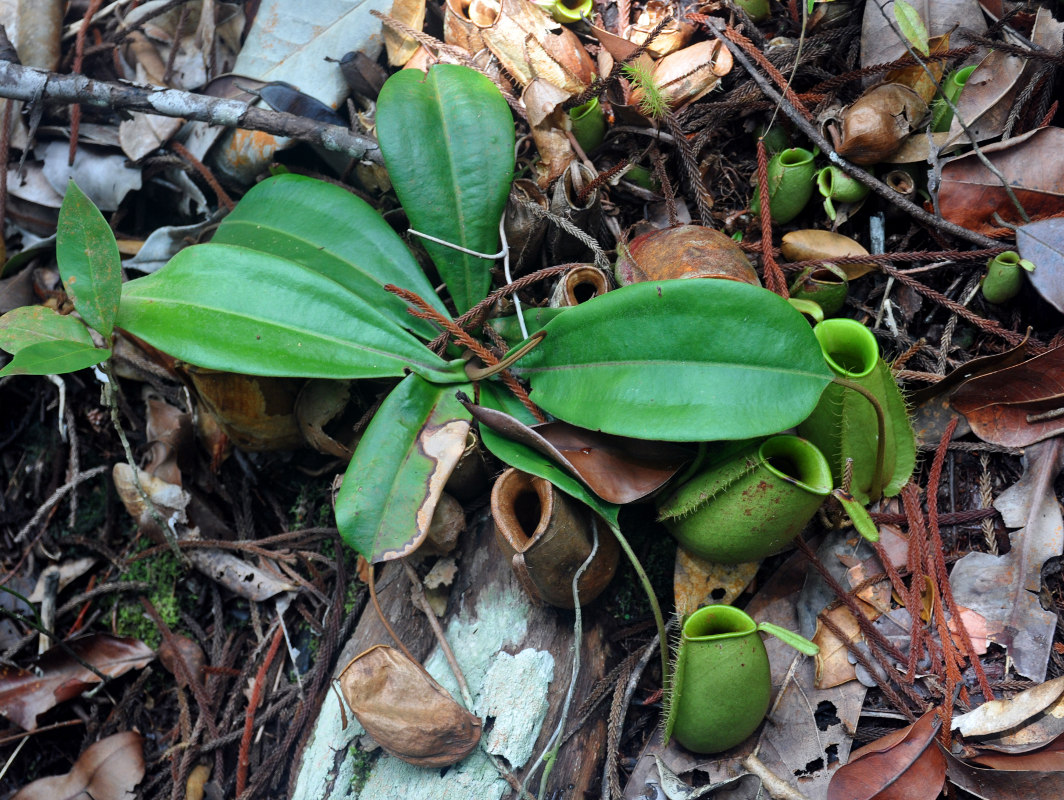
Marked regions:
[622,62,668,120]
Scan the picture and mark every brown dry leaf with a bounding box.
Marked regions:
[944,743,1064,798]
[780,230,878,279]
[464,400,690,503]
[384,0,426,66]
[12,731,145,800]
[938,126,1064,236]
[860,0,986,76]
[469,0,593,94]
[950,345,1064,448]
[0,635,154,730]
[813,603,873,689]
[524,79,575,187]
[827,708,946,800]
[673,546,759,616]
[877,523,910,569]
[158,634,206,689]
[953,674,1064,739]
[295,379,355,459]
[885,34,951,103]
[970,733,1064,768]
[908,337,1029,406]
[339,644,481,767]
[949,438,1064,681]
[1018,217,1064,316]
[183,367,305,451]
[642,40,731,110]
[625,0,694,57]
[948,605,989,656]
[944,8,1063,148]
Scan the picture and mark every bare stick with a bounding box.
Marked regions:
[0,57,382,164]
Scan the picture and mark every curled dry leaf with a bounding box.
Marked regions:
[158,634,206,689]
[523,78,575,186]
[780,230,877,279]
[642,40,732,110]
[938,126,1064,236]
[885,34,951,104]
[827,708,946,800]
[12,731,145,800]
[950,345,1064,448]
[944,744,1064,799]
[626,0,694,57]
[0,634,154,730]
[673,546,759,617]
[467,0,593,94]
[970,733,1064,768]
[339,644,482,767]
[462,399,691,503]
[953,674,1064,739]
[835,83,928,165]
[616,225,758,286]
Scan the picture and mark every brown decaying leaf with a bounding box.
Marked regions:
[860,0,986,78]
[949,438,1064,681]
[813,603,870,689]
[970,733,1064,768]
[673,546,758,617]
[944,8,1064,148]
[938,126,1064,236]
[944,744,1064,799]
[952,674,1064,739]
[885,34,950,104]
[960,688,1064,754]
[907,337,1029,406]
[835,83,928,165]
[12,731,145,800]
[523,78,575,187]
[183,367,305,451]
[780,230,877,279]
[383,0,426,66]
[464,401,691,503]
[827,708,946,800]
[468,0,593,94]
[157,634,206,689]
[625,0,694,57]
[950,345,1064,448]
[0,635,154,730]
[339,644,482,767]
[1018,217,1064,316]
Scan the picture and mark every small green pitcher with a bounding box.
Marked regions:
[665,605,818,754]
[658,435,833,564]
[749,147,816,224]
[798,318,916,503]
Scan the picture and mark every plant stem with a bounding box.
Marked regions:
[831,376,887,502]
[609,522,670,696]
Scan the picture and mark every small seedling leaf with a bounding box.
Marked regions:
[0,306,94,354]
[893,0,930,56]
[57,181,122,337]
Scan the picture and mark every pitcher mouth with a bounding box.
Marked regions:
[813,318,878,379]
[683,604,756,641]
[759,435,833,496]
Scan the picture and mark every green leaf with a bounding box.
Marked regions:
[336,374,473,562]
[478,382,620,526]
[377,64,515,315]
[893,0,930,57]
[0,339,108,377]
[833,489,880,542]
[117,243,465,384]
[57,181,121,337]
[0,306,94,354]
[514,280,834,442]
[210,174,450,339]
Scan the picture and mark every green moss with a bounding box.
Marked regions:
[112,537,185,647]
[348,746,375,794]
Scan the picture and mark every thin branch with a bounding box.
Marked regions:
[0,57,382,163]
[691,15,1000,249]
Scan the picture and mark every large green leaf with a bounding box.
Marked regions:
[514,280,835,441]
[210,174,449,339]
[117,243,465,384]
[57,181,121,337]
[377,65,515,315]
[478,382,620,526]
[336,374,473,562]
[0,306,94,354]
[0,339,108,377]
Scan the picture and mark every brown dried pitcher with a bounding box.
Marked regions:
[491,468,619,608]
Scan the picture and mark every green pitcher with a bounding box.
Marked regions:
[797,318,916,503]
[665,605,818,754]
[658,435,833,564]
